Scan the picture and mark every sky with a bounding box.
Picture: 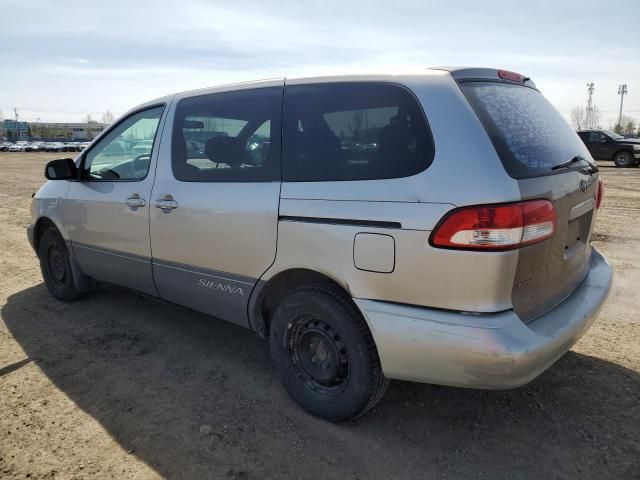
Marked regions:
[1,0,639,127]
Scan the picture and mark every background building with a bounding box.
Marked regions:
[29,121,106,141]
[3,120,29,139]
[2,119,106,141]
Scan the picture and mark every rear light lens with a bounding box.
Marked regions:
[498,69,527,83]
[430,200,556,251]
[596,179,604,209]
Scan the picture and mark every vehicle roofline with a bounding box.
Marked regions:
[118,65,544,122]
[139,71,458,106]
[158,71,460,102]
[172,77,285,97]
[150,67,537,100]
[285,70,447,85]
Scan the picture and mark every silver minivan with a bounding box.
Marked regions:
[28,67,612,421]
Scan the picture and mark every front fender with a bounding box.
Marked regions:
[30,180,92,293]
[32,180,73,243]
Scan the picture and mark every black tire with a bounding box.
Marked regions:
[613,151,634,168]
[270,286,389,422]
[38,228,84,301]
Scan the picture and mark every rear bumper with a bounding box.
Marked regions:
[355,247,613,389]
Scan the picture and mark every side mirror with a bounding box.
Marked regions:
[44,158,78,180]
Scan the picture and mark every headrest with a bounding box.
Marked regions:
[205,137,244,166]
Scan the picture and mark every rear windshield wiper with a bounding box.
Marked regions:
[551,155,598,173]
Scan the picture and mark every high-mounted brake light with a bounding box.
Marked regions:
[498,69,527,83]
[596,179,604,209]
[430,200,556,251]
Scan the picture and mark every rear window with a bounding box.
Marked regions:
[283,83,434,182]
[460,82,590,178]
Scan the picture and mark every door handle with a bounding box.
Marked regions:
[154,194,178,212]
[126,194,146,208]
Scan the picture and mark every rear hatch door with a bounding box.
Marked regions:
[459,76,600,322]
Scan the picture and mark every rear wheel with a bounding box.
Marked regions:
[38,228,84,301]
[270,286,389,422]
[613,151,634,168]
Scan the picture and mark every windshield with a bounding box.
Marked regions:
[460,82,591,178]
[602,130,623,140]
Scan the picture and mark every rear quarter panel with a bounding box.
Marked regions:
[265,72,522,312]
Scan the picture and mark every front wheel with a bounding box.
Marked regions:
[613,151,634,168]
[38,228,85,301]
[270,286,389,422]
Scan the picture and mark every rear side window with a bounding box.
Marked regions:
[172,87,282,182]
[589,131,607,143]
[460,82,591,178]
[283,83,434,182]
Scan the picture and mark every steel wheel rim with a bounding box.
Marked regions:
[48,245,66,284]
[286,315,350,395]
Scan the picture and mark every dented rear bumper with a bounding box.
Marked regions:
[355,248,612,388]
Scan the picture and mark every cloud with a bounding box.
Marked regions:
[1,0,638,123]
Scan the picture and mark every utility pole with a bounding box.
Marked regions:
[13,108,20,138]
[584,83,596,129]
[586,82,595,114]
[618,84,628,128]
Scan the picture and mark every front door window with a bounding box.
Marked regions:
[83,107,164,181]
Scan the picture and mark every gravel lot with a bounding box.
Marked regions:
[1,152,639,479]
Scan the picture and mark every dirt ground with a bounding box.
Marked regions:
[0,152,638,480]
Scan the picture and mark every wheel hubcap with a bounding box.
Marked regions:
[287,316,349,393]
[48,246,65,283]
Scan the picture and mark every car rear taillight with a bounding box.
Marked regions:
[497,69,527,83]
[430,200,556,251]
[596,179,604,209]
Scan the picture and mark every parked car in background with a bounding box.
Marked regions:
[8,144,25,152]
[29,68,612,421]
[0,142,13,152]
[65,142,85,152]
[25,142,43,152]
[577,129,640,167]
[45,142,66,152]
[130,139,154,157]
